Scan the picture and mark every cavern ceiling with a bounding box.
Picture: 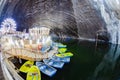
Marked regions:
[0,0,120,43]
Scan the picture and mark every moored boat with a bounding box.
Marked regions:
[0,19,73,80]
[52,56,70,63]
[36,62,57,77]
[58,48,67,53]
[26,65,41,80]
[55,43,67,48]
[43,58,64,68]
[19,61,34,73]
[55,52,73,58]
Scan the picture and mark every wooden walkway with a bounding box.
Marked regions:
[0,65,5,80]
[0,52,6,80]
[4,48,57,61]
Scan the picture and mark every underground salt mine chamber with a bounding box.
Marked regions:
[1,0,120,80]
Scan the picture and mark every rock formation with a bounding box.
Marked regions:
[0,0,120,43]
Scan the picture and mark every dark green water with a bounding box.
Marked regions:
[12,39,120,80]
[41,40,120,80]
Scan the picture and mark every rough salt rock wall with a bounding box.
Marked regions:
[71,0,106,39]
[91,0,120,44]
[0,0,107,41]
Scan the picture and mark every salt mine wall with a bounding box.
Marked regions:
[1,0,120,43]
[91,0,120,44]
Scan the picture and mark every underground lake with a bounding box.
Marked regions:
[12,39,120,80]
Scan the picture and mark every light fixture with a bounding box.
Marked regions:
[0,18,17,34]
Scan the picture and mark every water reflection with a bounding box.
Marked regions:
[1,39,120,80]
[92,43,120,80]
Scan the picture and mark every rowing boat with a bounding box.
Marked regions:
[43,58,64,68]
[55,52,73,58]
[19,61,34,73]
[36,62,57,77]
[0,26,73,80]
[26,66,41,80]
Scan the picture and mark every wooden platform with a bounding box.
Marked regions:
[1,52,24,80]
[4,48,57,61]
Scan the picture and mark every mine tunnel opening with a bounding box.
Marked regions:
[95,30,111,49]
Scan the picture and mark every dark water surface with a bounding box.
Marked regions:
[42,40,120,80]
[1,40,120,80]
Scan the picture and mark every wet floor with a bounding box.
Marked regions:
[1,40,120,80]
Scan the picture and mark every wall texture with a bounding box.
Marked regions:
[91,0,120,44]
[0,0,108,41]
